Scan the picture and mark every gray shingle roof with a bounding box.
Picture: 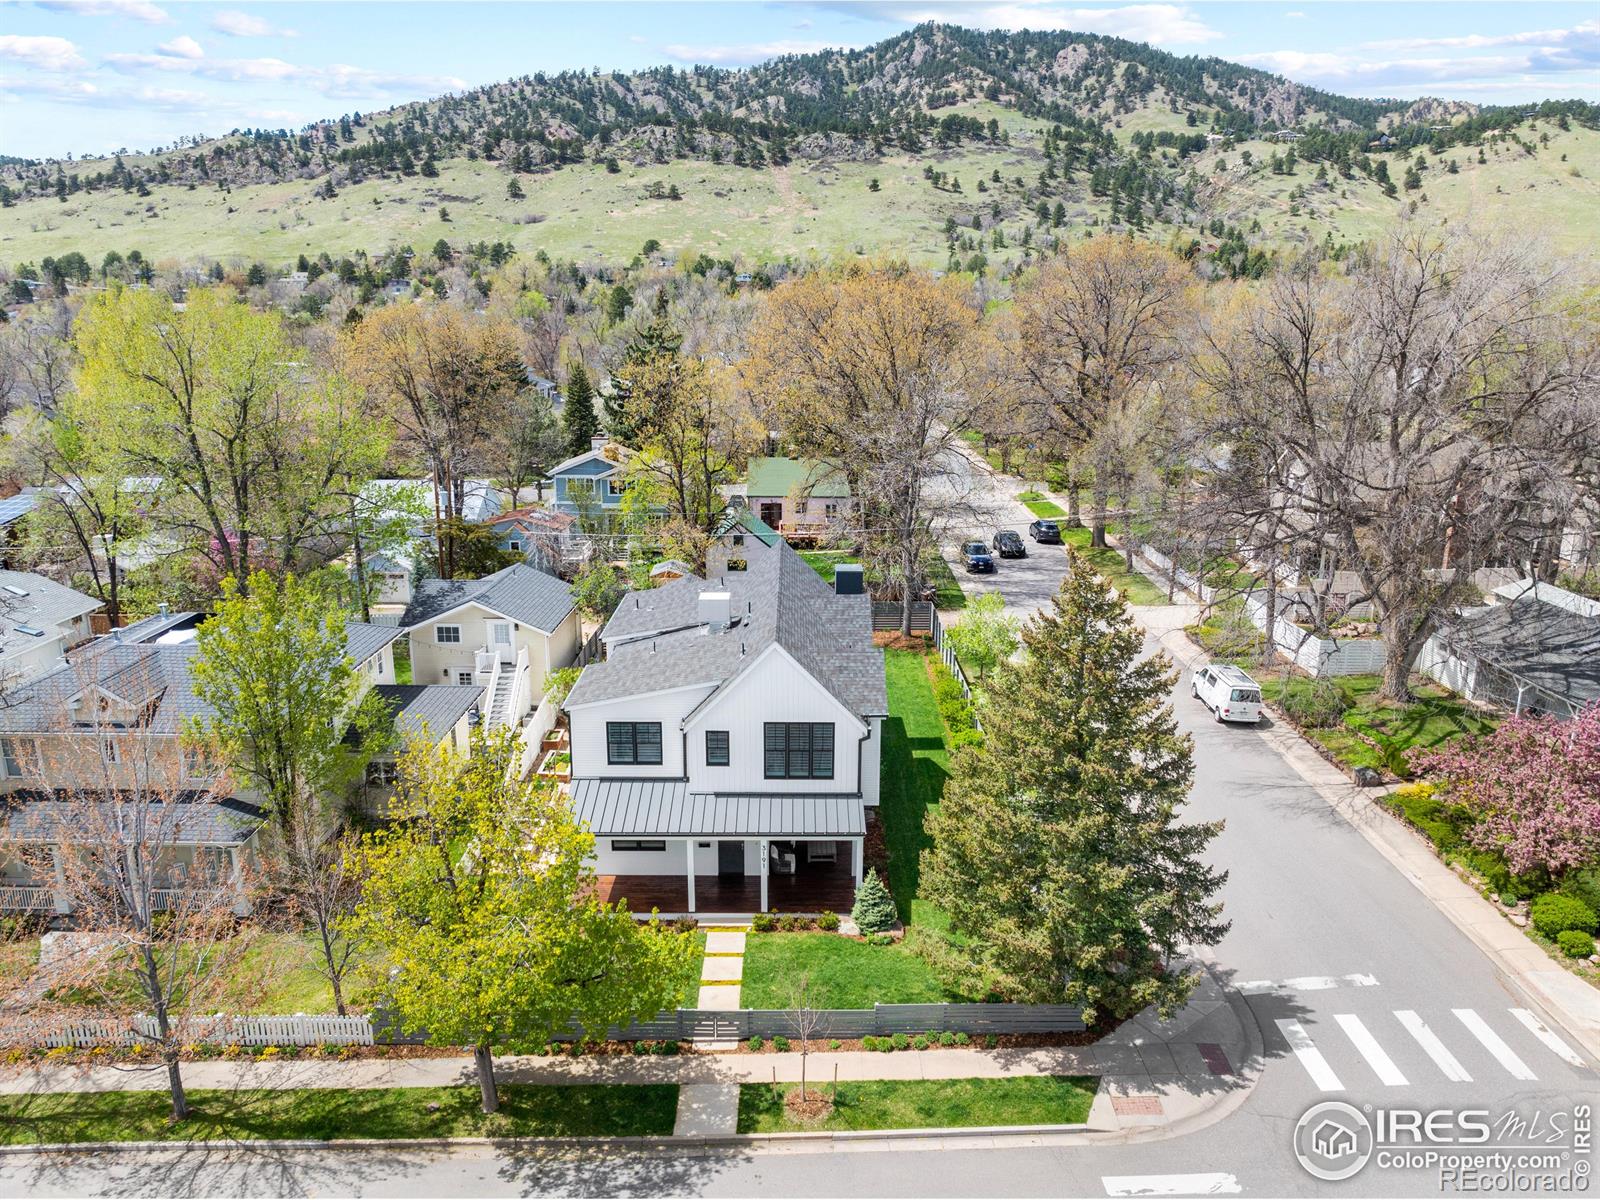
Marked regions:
[566,539,886,717]
[1442,598,1600,709]
[570,778,865,837]
[1,790,266,845]
[402,564,576,634]
[345,622,403,667]
[0,570,103,659]
[371,683,484,742]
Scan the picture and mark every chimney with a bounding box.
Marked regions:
[698,589,732,631]
[590,434,610,452]
[834,563,865,596]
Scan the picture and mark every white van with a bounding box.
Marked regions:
[1192,663,1264,724]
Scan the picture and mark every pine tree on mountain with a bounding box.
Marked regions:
[562,359,598,457]
[921,551,1228,1023]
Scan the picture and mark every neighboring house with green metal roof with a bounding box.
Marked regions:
[737,457,857,541]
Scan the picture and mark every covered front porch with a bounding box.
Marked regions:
[570,778,867,917]
[597,838,861,916]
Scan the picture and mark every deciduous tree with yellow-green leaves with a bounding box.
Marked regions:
[346,729,698,1113]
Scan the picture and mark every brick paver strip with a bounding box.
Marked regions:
[1111,1094,1164,1116]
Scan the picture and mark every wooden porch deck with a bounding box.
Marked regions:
[596,860,857,915]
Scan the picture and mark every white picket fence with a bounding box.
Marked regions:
[21,1012,376,1049]
[516,693,562,778]
[1136,546,1217,605]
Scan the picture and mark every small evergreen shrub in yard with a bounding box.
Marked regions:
[939,1032,957,1047]
[851,868,897,933]
[955,1032,971,1046]
[912,1035,930,1050]
[829,1040,841,1050]
[771,1036,790,1053]
[746,1036,764,1052]
[1557,930,1596,959]
[817,910,840,932]
[752,912,776,932]
[891,1033,910,1050]
[1530,894,1598,939]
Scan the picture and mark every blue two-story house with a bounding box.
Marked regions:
[547,437,634,526]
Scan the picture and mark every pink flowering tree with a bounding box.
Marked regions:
[1414,704,1600,879]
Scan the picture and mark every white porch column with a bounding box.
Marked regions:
[684,839,696,914]
[50,845,71,915]
[852,838,863,888]
[759,839,769,913]
[227,846,250,917]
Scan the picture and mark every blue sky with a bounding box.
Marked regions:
[2,1,1597,158]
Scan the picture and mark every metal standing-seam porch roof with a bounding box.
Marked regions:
[570,778,865,838]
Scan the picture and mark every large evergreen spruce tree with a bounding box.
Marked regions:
[562,358,598,456]
[922,551,1227,1022]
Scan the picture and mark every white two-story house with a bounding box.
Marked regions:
[401,563,580,732]
[563,539,887,917]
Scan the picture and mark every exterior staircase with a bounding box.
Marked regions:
[487,670,515,729]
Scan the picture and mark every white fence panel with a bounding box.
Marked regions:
[517,694,561,778]
[1243,594,1387,678]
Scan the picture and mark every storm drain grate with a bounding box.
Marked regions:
[1111,1094,1164,1116]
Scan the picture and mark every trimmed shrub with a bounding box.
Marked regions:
[851,867,897,933]
[891,1033,910,1050]
[828,1039,842,1050]
[656,1040,679,1055]
[861,1036,878,1051]
[777,914,801,932]
[1530,893,1598,938]
[771,1035,791,1053]
[983,1034,999,1050]
[817,910,841,932]
[752,912,777,933]
[949,727,985,751]
[939,1031,956,1047]
[1556,930,1596,959]
[912,1035,930,1051]
[632,1040,652,1056]
[746,1035,764,1052]
[954,1032,971,1046]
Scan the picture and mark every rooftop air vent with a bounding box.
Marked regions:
[14,625,44,637]
[2,585,29,598]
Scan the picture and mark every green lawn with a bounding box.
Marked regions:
[0,1084,678,1145]
[879,650,949,925]
[740,932,971,1008]
[1055,528,1169,607]
[736,1076,1098,1133]
[1017,491,1067,520]
[1258,674,1498,774]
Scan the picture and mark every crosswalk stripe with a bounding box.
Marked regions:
[1455,1009,1537,1080]
[1237,973,1379,995]
[1396,1010,1473,1082]
[1335,1013,1408,1086]
[1276,1018,1345,1091]
[1509,1008,1586,1067]
[1103,1174,1243,1196]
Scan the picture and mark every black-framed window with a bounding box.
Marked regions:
[706,730,730,766]
[763,722,834,780]
[610,839,666,852]
[606,721,663,765]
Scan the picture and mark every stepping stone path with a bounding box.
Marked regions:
[696,927,747,1011]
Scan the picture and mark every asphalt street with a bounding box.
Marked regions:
[2,451,1593,1198]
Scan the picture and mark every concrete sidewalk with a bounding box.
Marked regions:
[0,960,1259,1140]
[1126,568,1600,1063]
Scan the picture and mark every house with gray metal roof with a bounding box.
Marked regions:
[401,562,580,732]
[565,537,886,917]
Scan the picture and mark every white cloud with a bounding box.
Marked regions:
[661,39,842,65]
[209,10,297,38]
[1284,10,1306,18]
[816,3,1223,46]
[103,48,468,97]
[0,34,89,71]
[1362,20,1598,54]
[156,34,204,60]
[1237,45,1599,94]
[35,0,170,23]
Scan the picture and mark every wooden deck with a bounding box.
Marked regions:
[597,859,857,915]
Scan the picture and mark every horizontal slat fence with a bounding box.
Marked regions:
[11,1003,1083,1049]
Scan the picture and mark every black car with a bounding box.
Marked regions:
[993,529,1026,558]
[1028,519,1063,544]
[961,541,996,573]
